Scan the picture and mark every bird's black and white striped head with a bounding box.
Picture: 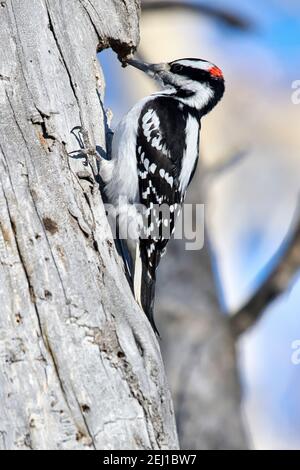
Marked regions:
[127,57,225,116]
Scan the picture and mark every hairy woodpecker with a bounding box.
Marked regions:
[101,58,225,333]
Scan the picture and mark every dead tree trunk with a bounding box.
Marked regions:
[0,0,178,450]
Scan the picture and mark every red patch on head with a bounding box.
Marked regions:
[209,66,223,78]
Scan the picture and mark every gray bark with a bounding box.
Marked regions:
[0,0,178,450]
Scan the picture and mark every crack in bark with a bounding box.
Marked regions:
[4,90,72,314]
[0,149,84,433]
[8,1,43,115]
[73,395,96,449]
[80,0,136,57]
[94,415,144,441]
[44,1,78,104]
[1,102,91,450]
[44,335,96,448]
[94,320,167,449]
[79,0,101,50]
[68,206,92,238]
[35,119,57,152]
[0,431,7,450]
[1,187,47,348]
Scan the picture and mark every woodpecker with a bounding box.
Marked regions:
[101,58,225,333]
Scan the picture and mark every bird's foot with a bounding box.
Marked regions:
[70,126,102,173]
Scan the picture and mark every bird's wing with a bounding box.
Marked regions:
[136,97,186,274]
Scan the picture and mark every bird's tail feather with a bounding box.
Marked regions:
[115,237,133,289]
[133,247,159,335]
[117,239,158,336]
[133,243,143,308]
[141,265,158,335]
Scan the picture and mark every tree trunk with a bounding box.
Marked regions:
[0,0,178,450]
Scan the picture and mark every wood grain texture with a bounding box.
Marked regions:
[0,0,178,450]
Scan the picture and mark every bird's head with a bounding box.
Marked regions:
[127,57,225,116]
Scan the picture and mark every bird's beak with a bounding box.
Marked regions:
[127,59,169,77]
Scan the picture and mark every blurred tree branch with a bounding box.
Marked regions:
[231,217,300,336]
[203,149,248,185]
[142,0,252,31]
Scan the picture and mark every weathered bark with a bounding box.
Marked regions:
[0,0,178,450]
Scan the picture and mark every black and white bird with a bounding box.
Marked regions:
[101,57,225,333]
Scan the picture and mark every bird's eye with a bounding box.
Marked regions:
[171,64,183,73]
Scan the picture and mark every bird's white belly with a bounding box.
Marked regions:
[105,97,152,205]
[179,115,199,192]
